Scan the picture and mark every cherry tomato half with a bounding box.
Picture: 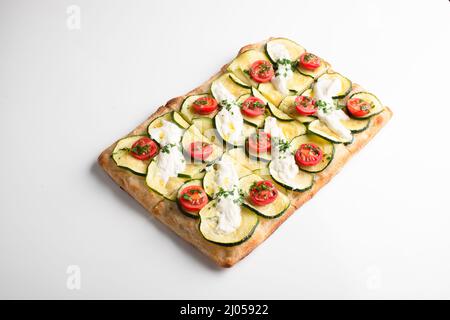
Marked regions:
[295,95,317,116]
[249,180,278,206]
[241,96,266,117]
[178,185,208,213]
[130,137,158,161]
[295,143,323,167]
[189,142,213,161]
[299,52,321,70]
[249,60,274,83]
[192,96,218,115]
[347,98,371,117]
[247,131,271,154]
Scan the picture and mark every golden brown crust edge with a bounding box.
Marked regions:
[97,38,393,268]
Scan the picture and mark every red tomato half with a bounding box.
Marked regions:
[249,60,274,83]
[295,143,323,167]
[241,96,266,117]
[299,52,321,70]
[295,96,317,116]
[192,96,218,115]
[130,137,158,161]
[189,142,213,161]
[347,98,371,117]
[178,185,208,213]
[247,131,271,154]
[249,180,278,206]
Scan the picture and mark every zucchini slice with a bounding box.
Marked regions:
[341,117,370,133]
[277,119,307,141]
[297,59,330,79]
[348,92,384,119]
[257,72,313,106]
[229,73,252,89]
[191,170,206,180]
[147,112,173,135]
[278,95,317,123]
[145,160,188,201]
[251,87,292,121]
[268,161,314,192]
[191,117,222,147]
[211,72,250,102]
[214,117,256,147]
[181,125,223,163]
[180,94,218,123]
[176,179,204,219]
[112,135,151,176]
[237,93,267,128]
[178,163,206,179]
[316,73,352,99]
[199,200,259,247]
[290,134,334,173]
[226,148,268,171]
[239,174,290,219]
[227,50,270,88]
[308,120,353,144]
[265,38,306,63]
[202,155,252,198]
[172,111,190,129]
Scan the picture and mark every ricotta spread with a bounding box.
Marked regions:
[268,43,293,95]
[213,82,244,144]
[148,120,186,183]
[264,117,299,186]
[313,77,352,141]
[214,157,241,234]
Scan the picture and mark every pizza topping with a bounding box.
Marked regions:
[249,180,278,206]
[313,77,352,141]
[192,96,218,115]
[295,143,323,167]
[148,120,186,183]
[347,98,372,117]
[249,60,274,83]
[267,43,293,95]
[179,185,208,213]
[128,137,158,161]
[299,52,321,70]
[247,131,271,154]
[263,116,300,186]
[214,157,242,234]
[212,82,244,145]
[295,95,317,116]
[189,141,213,161]
[241,96,266,117]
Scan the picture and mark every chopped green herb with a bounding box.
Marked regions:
[277,139,290,153]
[161,143,175,154]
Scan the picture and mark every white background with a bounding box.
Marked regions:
[1,0,449,299]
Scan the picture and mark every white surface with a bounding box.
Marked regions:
[1,0,449,299]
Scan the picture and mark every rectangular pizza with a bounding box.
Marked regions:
[98,37,392,267]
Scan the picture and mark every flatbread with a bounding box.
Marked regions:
[98,38,393,267]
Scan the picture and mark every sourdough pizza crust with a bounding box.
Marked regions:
[98,38,393,268]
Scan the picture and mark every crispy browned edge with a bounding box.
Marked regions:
[98,37,393,268]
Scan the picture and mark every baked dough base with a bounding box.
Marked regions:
[98,38,393,268]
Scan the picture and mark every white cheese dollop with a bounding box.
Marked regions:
[214,157,241,234]
[314,77,353,141]
[148,119,184,145]
[148,120,186,183]
[155,144,185,184]
[264,116,299,186]
[268,43,293,95]
[213,82,244,144]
